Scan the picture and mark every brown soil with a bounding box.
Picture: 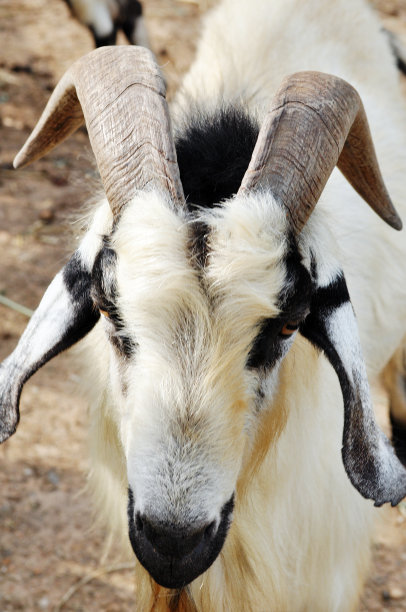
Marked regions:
[0,1,406,610]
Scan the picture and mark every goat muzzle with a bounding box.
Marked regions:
[127,490,234,589]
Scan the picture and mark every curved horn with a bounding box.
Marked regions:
[14,46,185,217]
[238,71,402,233]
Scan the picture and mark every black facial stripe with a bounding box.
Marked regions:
[91,244,136,359]
[299,274,351,392]
[9,254,97,403]
[33,253,100,368]
[278,236,312,315]
[188,220,211,271]
[247,317,286,369]
[300,309,352,397]
[247,243,312,371]
[307,273,349,315]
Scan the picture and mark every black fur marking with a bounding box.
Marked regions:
[121,0,143,43]
[63,0,144,48]
[19,254,97,383]
[299,273,352,400]
[91,244,137,359]
[28,252,99,369]
[247,240,312,370]
[0,251,101,443]
[247,317,286,370]
[188,220,211,271]
[309,251,318,284]
[50,251,102,350]
[298,272,404,506]
[390,412,406,467]
[175,106,259,211]
[304,273,350,316]
[384,27,406,76]
[396,54,406,76]
[300,306,385,502]
[90,27,117,47]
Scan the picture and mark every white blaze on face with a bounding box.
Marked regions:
[106,191,293,525]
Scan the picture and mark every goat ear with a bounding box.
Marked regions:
[300,272,406,507]
[0,251,100,443]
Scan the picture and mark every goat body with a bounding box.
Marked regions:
[2,0,406,610]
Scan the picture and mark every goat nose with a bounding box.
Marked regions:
[136,513,215,559]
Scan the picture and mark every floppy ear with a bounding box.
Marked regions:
[0,250,100,443]
[300,271,406,507]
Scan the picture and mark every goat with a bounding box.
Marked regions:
[2,0,406,609]
[62,0,149,48]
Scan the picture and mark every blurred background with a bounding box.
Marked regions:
[0,1,405,610]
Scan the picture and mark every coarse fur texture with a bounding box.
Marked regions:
[4,0,406,610]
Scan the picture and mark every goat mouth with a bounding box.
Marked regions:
[127,491,234,589]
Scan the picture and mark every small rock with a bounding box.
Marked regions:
[382,590,390,601]
[46,469,60,487]
[388,587,404,600]
[38,208,55,223]
[382,587,404,601]
[23,467,34,478]
[0,503,12,518]
[38,596,49,609]
[0,548,12,559]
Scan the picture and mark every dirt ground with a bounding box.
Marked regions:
[1,0,406,610]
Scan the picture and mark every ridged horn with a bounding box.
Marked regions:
[13,46,185,217]
[238,71,402,233]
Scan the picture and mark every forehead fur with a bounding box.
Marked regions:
[111,191,290,386]
[113,191,289,320]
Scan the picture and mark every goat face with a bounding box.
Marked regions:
[88,191,296,587]
[2,186,406,587]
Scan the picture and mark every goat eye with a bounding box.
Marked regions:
[99,309,110,318]
[279,321,300,338]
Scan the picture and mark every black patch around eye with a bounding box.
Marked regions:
[91,242,137,359]
[62,252,100,345]
[247,317,286,369]
[247,240,313,371]
[91,242,118,309]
